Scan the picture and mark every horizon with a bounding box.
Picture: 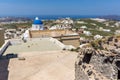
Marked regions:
[0,14,120,18]
[0,15,120,20]
[0,0,120,16]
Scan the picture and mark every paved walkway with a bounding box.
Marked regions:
[1,38,77,80]
[1,51,77,80]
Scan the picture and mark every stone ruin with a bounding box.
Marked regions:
[75,48,120,80]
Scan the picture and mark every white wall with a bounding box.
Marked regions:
[49,37,75,50]
[0,40,10,56]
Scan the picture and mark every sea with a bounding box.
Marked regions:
[1,15,120,20]
[26,15,99,20]
[0,15,99,20]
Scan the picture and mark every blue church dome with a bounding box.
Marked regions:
[33,17,43,25]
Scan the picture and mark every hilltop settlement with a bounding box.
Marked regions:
[1,17,120,80]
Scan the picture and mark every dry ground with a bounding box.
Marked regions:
[1,51,77,80]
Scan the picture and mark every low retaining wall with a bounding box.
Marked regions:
[50,37,65,49]
[49,37,75,50]
[29,29,74,38]
[0,40,10,56]
[9,39,22,45]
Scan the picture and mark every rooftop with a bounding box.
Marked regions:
[4,38,62,55]
[1,39,77,80]
[33,17,43,25]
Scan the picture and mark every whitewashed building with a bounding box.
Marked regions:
[31,17,44,30]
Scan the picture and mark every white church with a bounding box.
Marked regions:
[23,17,44,39]
[31,17,44,30]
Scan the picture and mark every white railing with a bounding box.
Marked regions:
[49,37,75,50]
[0,40,10,56]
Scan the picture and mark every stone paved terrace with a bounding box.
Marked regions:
[0,38,78,80]
[1,51,77,80]
[4,38,62,55]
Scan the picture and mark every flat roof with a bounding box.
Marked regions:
[4,38,62,55]
[0,38,78,80]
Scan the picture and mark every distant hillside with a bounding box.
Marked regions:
[99,15,120,21]
[0,17,31,22]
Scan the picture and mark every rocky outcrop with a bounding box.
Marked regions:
[75,48,119,80]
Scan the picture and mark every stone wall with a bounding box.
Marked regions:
[29,30,80,47]
[54,35,80,47]
[0,29,5,47]
[75,61,89,80]
[49,37,75,50]
[61,35,80,47]
[62,40,80,47]
[89,52,117,80]
[75,48,118,80]
[29,29,73,38]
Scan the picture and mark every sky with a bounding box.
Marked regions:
[0,0,120,16]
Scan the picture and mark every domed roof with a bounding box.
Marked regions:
[33,17,43,25]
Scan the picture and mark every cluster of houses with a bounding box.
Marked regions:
[4,28,25,39]
[3,17,74,40]
[2,17,120,45]
[49,18,73,30]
